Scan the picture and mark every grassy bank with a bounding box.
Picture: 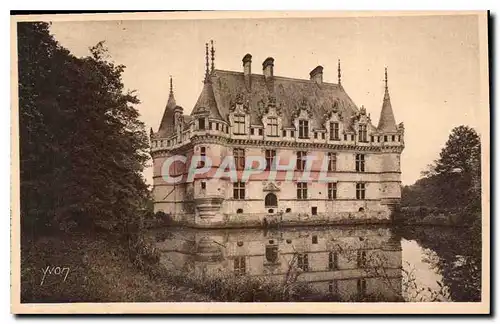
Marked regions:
[20,231,211,303]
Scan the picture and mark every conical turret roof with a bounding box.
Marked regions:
[157,76,176,137]
[191,76,222,119]
[377,68,397,132]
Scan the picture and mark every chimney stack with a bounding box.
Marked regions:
[263,57,274,79]
[309,65,323,84]
[243,53,252,90]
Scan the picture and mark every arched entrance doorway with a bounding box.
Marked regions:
[265,193,278,208]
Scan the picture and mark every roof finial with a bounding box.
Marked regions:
[169,75,173,95]
[210,40,215,73]
[338,59,342,86]
[204,42,210,82]
[384,67,388,92]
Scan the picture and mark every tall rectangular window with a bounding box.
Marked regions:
[355,154,365,172]
[329,252,339,270]
[234,257,246,275]
[358,124,367,142]
[267,117,278,136]
[296,151,307,171]
[328,152,337,171]
[198,118,205,130]
[233,115,246,134]
[330,122,340,140]
[297,182,308,200]
[356,183,366,200]
[328,182,337,200]
[298,120,309,139]
[234,148,245,170]
[233,181,245,200]
[297,253,309,271]
[265,149,276,171]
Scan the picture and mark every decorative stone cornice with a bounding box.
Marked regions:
[151,134,405,155]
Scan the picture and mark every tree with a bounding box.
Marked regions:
[18,22,150,234]
[435,125,481,176]
[401,125,481,216]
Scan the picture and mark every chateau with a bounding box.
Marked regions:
[150,42,405,228]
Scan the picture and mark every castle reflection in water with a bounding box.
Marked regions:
[150,226,403,301]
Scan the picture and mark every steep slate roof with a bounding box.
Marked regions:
[193,69,367,131]
[377,69,397,132]
[157,89,176,137]
[191,79,222,119]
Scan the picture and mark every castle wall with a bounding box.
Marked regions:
[150,61,404,228]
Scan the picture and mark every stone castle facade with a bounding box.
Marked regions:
[150,42,405,228]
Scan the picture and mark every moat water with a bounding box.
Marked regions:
[147,225,481,302]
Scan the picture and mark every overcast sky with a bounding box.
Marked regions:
[49,13,483,185]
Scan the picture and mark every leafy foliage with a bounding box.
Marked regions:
[401,125,481,224]
[18,22,150,234]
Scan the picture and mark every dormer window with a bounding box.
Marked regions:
[298,120,309,139]
[233,115,246,135]
[267,117,278,136]
[358,124,367,142]
[330,122,340,140]
[198,118,205,130]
